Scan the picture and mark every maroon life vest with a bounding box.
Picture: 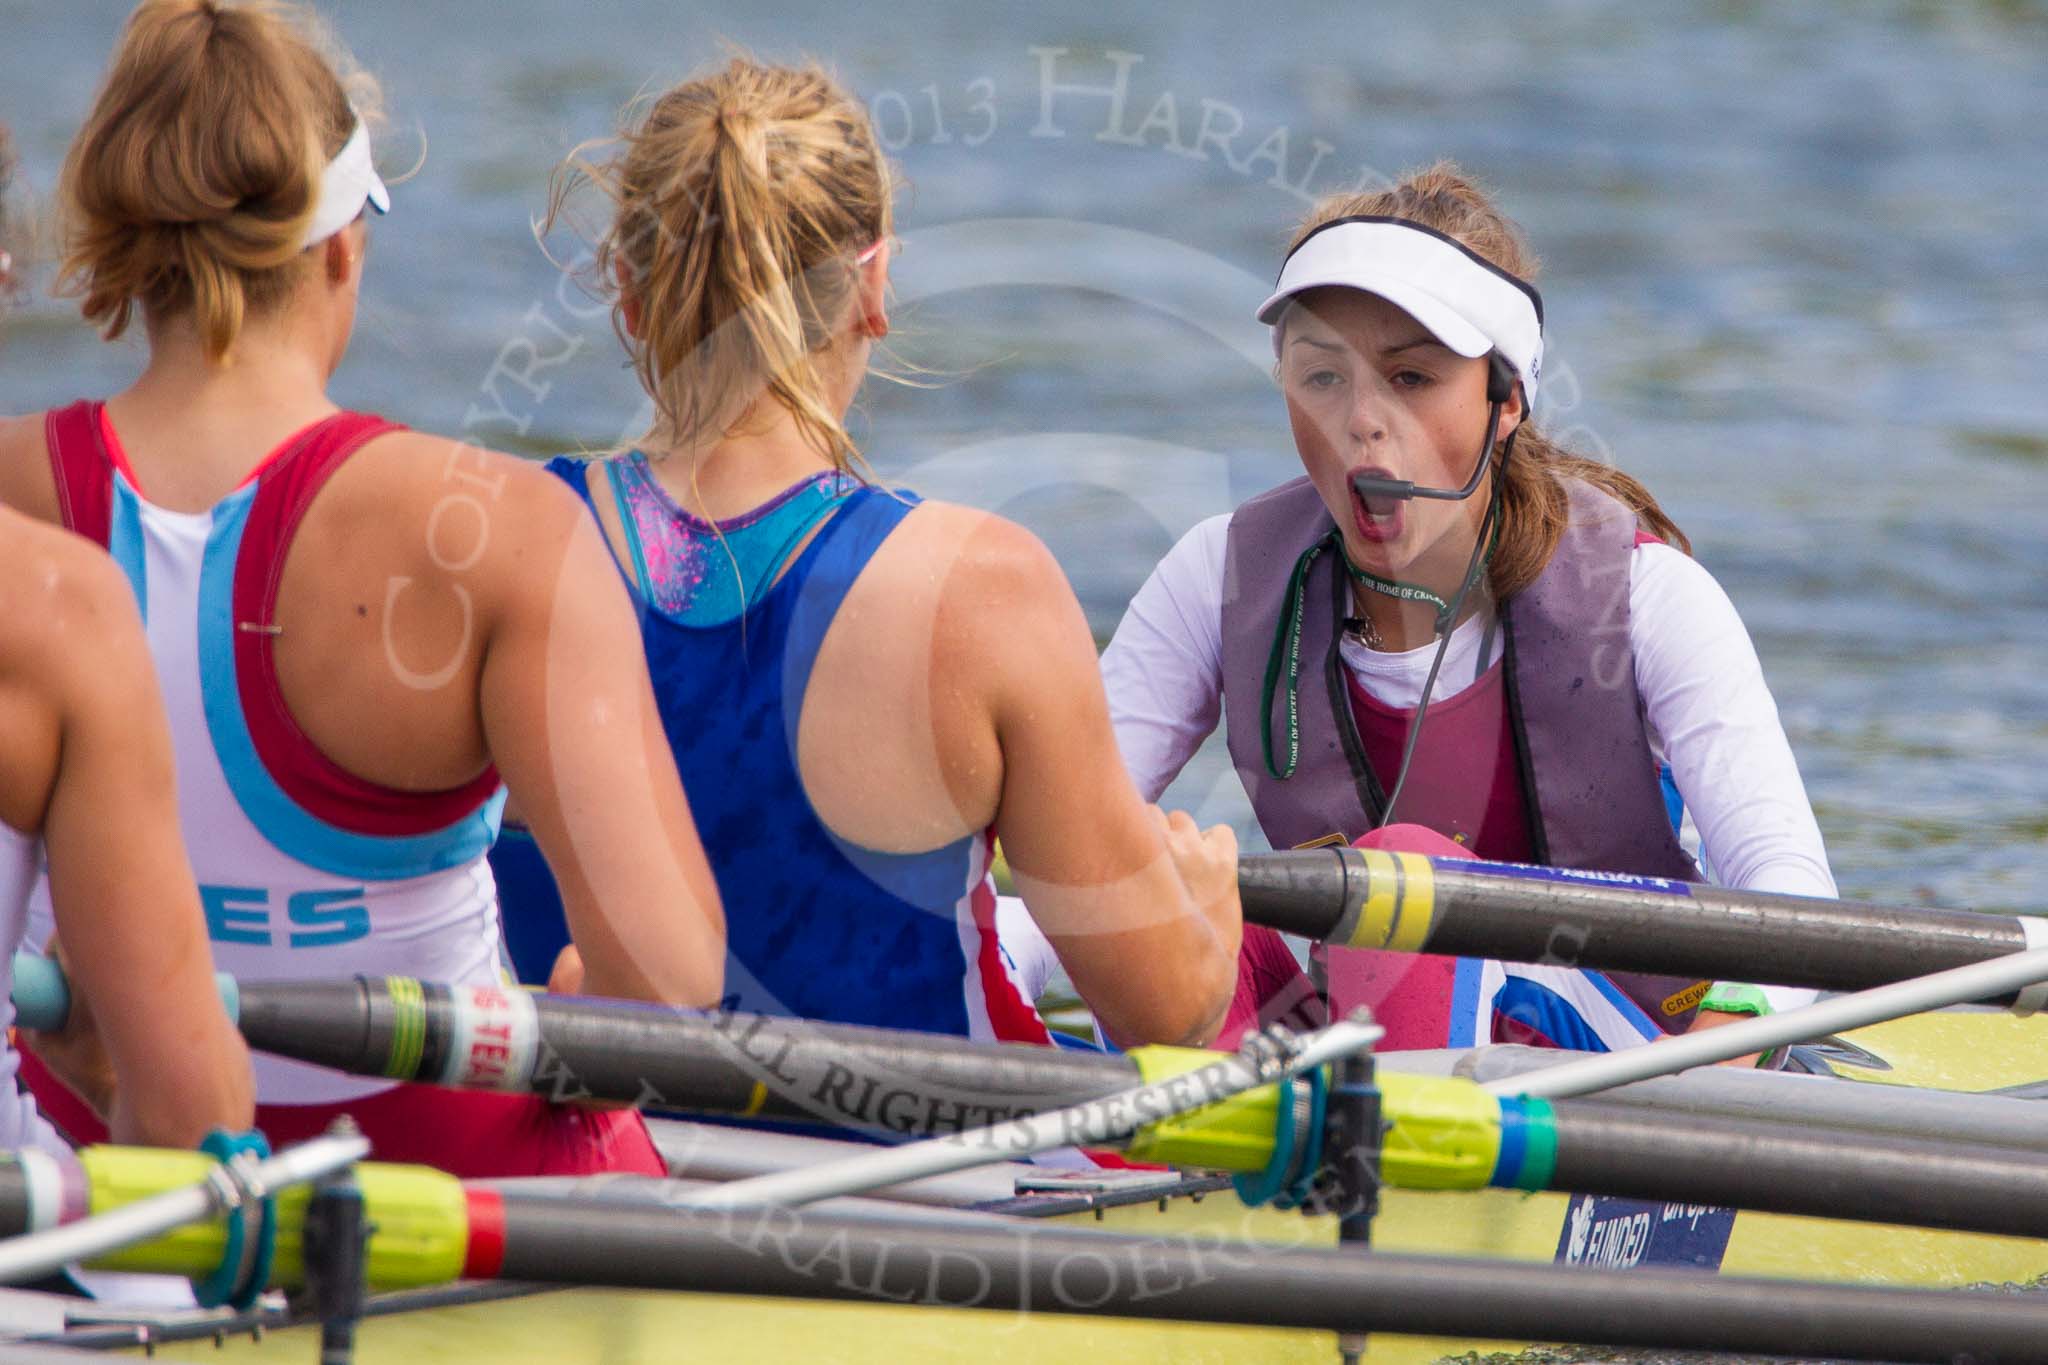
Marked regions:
[1218,474,1704,1034]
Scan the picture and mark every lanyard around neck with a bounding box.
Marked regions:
[1259,508,1501,781]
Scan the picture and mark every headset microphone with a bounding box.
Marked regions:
[1349,354,1517,504]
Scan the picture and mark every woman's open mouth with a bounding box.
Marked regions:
[1350,469,1405,543]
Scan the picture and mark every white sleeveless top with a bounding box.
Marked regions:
[2,822,65,1152]
[31,405,507,1104]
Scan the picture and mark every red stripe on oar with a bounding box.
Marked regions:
[462,1187,507,1280]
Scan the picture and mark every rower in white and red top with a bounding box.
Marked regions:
[0,119,251,1162]
[0,0,724,1177]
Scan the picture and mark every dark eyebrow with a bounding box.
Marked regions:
[1288,336,1344,352]
[1382,335,1449,358]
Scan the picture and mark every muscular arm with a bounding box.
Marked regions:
[1633,543,1833,1022]
[474,466,724,1007]
[953,517,1241,1047]
[3,522,253,1146]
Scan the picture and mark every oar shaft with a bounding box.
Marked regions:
[1548,1102,2048,1240]
[1491,948,2048,1100]
[235,978,1142,1135]
[1241,848,2039,998]
[480,1194,2048,1362]
[222,975,2048,1245]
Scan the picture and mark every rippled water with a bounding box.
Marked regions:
[4,0,2045,910]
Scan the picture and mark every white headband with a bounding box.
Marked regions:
[1257,216,1544,403]
[300,121,389,250]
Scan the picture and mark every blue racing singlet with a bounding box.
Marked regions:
[491,459,1053,1047]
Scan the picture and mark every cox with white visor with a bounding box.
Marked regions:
[1259,214,1544,503]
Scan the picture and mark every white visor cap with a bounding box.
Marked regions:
[1257,216,1544,404]
[300,121,389,251]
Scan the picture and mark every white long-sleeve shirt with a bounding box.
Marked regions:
[1101,514,1837,1013]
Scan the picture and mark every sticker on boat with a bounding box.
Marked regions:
[1554,1195,1735,1271]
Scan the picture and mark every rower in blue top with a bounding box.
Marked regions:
[492,56,1244,1058]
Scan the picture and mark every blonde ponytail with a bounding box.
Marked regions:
[549,56,892,470]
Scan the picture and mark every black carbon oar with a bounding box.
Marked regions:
[21,960,2048,1244]
[9,1148,2048,1362]
[473,1196,2048,1362]
[1240,846,2045,1000]
[219,976,2048,1243]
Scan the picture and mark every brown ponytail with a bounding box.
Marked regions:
[60,0,378,361]
[548,56,893,471]
[1290,161,1689,597]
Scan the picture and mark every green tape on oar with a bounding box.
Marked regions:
[1377,1073,1504,1191]
[1120,1046,1283,1173]
[383,975,428,1081]
[77,1146,468,1290]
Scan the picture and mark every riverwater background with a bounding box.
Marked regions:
[3,1,2045,911]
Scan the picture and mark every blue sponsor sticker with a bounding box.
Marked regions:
[1554,1194,1735,1271]
[1435,858,1694,897]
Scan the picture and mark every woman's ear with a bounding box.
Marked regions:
[856,238,890,340]
[615,255,643,340]
[322,219,366,287]
[1498,378,1527,445]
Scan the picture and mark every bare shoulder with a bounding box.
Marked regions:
[0,509,145,685]
[343,430,583,512]
[882,498,1073,607]
[317,430,597,568]
[0,411,40,457]
[0,411,59,518]
[866,500,1090,692]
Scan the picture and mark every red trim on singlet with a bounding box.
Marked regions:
[228,411,502,835]
[1634,530,1664,548]
[96,405,312,497]
[43,402,114,546]
[971,833,1055,1047]
[15,1045,664,1180]
[91,407,145,492]
[46,400,500,836]
[463,1189,509,1279]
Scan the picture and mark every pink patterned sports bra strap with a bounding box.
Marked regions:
[42,401,114,546]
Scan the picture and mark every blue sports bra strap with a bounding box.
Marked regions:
[543,456,642,602]
[600,458,658,601]
[782,485,921,716]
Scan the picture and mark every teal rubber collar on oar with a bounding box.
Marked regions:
[1231,1073,1299,1206]
[1232,1064,1330,1210]
[1490,1095,1558,1191]
[1272,1061,1330,1211]
[193,1129,276,1310]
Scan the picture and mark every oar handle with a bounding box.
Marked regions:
[1236,848,1354,940]
[9,950,239,1033]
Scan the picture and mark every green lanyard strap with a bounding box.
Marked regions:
[1259,515,1501,781]
[1259,532,1338,780]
